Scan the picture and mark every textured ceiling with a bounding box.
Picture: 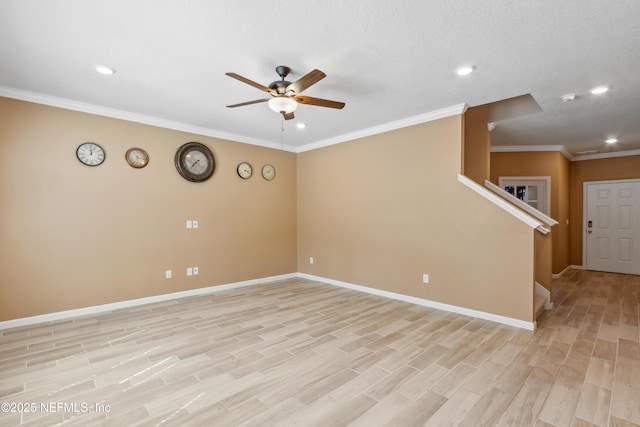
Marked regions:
[1,1,639,157]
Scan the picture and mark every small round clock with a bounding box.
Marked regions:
[76,142,106,166]
[174,142,215,182]
[262,164,276,181]
[237,162,252,179]
[125,147,149,169]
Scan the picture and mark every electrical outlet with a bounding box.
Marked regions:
[187,267,193,276]
[166,270,172,279]
[192,220,199,229]
[193,266,199,275]
[422,274,429,284]
[309,257,314,264]
[186,220,193,229]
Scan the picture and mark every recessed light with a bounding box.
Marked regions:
[95,65,116,75]
[455,65,475,76]
[605,137,618,144]
[561,93,576,102]
[296,123,306,129]
[590,85,609,95]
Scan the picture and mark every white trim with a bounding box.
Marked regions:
[552,265,572,278]
[1,86,465,154]
[488,178,557,226]
[295,103,469,153]
[298,273,535,330]
[536,226,550,235]
[0,86,299,153]
[458,174,544,231]
[535,281,553,310]
[573,149,640,162]
[5,87,640,161]
[1,271,536,331]
[491,145,573,160]
[0,273,296,330]
[491,145,640,162]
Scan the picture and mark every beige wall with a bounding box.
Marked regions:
[0,97,297,321]
[490,151,571,274]
[463,107,490,184]
[570,155,640,266]
[534,231,552,293]
[1,97,539,325]
[297,116,536,322]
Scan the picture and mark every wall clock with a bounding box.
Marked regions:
[76,142,106,166]
[262,164,276,181]
[237,162,252,179]
[125,147,149,169]
[174,142,215,182]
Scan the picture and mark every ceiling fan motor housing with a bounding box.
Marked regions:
[270,65,292,94]
[269,80,291,94]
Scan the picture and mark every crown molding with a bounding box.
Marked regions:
[491,144,573,160]
[4,87,639,161]
[1,86,466,154]
[572,148,640,162]
[0,86,298,152]
[295,103,469,153]
[491,145,640,162]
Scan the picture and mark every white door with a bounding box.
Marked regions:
[499,177,550,216]
[585,180,640,275]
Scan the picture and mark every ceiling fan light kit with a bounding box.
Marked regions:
[268,97,297,114]
[226,65,345,120]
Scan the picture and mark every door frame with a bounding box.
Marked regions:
[582,178,640,270]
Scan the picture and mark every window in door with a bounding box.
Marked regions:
[499,176,550,216]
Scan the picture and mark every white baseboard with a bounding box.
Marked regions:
[297,273,535,331]
[0,273,297,330]
[535,281,553,310]
[552,265,578,278]
[1,272,536,332]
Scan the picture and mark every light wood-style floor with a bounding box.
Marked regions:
[1,270,639,426]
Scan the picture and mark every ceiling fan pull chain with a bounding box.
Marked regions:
[281,116,285,148]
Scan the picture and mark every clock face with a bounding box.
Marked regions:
[76,142,105,166]
[174,142,215,182]
[262,164,275,181]
[185,150,210,174]
[125,147,149,168]
[237,162,252,179]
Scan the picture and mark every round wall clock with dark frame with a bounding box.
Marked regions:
[174,142,215,182]
[76,142,106,166]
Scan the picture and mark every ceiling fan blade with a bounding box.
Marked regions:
[294,96,345,109]
[282,111,295,120]
[226,72,276,95]
[226,98,270,108]
[286,69,326,95]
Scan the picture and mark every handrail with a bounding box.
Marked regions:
[458,174,548,234]
[484,180,558,227]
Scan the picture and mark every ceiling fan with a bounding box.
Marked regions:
[225,66,345,120]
